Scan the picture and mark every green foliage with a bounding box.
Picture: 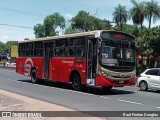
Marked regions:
[34,24,45,38]
[113,4,128,31]
[0,41,6,53]
[34,12,65,38]
[144,0,160,29]
[129,0,145,28]
[64,27,77,34]
[44,12,65,36]
[0,41,18,55]
[71,10,111,32]
[136,27,160,64]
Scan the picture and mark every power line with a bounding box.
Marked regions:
[0,6,46,17]
[0,24,33,29]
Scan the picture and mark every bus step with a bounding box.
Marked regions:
[87,79,95,86]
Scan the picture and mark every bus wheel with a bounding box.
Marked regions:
[31,70,38,84]
[72,73,82,91]
[102,86,113,91]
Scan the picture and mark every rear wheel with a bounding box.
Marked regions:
[31,70,39,84]
[139,81,148,91]
[102,86,113,91]
[72,73,82,91]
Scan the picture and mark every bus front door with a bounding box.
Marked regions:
[87,40,95,85]
[43,42,53,79]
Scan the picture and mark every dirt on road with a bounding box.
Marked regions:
[0,89,104,120]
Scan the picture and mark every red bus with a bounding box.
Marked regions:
[16,30,136,91]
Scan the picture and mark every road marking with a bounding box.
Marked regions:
[99,96,109,99]
[117,99,144,105]
[156,107,160,109]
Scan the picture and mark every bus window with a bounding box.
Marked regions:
[70,37,85,57]
[34,42,43,57]
[19,43,26,57]
[55,39,69,57]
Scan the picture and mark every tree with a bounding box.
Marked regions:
[144,0,160,29]
[44,12,65,37]
[113,4,128,31]
[34,24,45,38]
[0,41,6,54]
[71,10,106,32]
[5,41,18,54]
[122,24,140,37]
[24,38,30,40]
[64,26,77,34]
[129,0,145,28]
[71,10,92,32]
[34,12,65,38]
[136,28,160,67]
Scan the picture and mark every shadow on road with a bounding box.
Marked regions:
[18,79,135,96]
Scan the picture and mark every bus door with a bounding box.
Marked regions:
[43,42,53,78]
[87,39,96,85]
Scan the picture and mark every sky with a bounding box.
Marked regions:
[0,0,159,43]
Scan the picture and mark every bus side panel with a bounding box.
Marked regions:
[31,58,43,79]
[51,57,86,84]
[16,58,43,79]
[16,58,26,75]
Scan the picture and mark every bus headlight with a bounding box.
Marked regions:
[101,72,111,79]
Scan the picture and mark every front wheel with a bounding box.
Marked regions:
[31,70,39,84]
[139,81,148,91]
[72,73,82,91]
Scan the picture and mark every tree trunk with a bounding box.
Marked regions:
[149,15,152,29]
[141,23,143,29]
[146,55,150,68]
[120,24,123,31]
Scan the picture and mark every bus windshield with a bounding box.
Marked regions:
[100,40,135,67]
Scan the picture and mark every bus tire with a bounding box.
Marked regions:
[102,86,113,91]
[72,73,82,91]
[31,69,38,84]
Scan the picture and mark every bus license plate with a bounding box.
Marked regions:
[119,80,124,84]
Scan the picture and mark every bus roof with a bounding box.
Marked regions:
[18,30,135,43]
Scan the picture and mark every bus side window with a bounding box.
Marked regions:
[70,37,85,57]
[69,48,75,56]
[55,39,69,57]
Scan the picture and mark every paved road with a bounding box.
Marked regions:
[0,68,160,120]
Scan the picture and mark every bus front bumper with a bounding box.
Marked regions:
[96,74,136,87]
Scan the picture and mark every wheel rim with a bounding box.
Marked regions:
[140,82,147,90]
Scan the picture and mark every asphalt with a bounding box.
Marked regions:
[0,67,160,120]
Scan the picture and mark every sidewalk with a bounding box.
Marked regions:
[0,89,103,120]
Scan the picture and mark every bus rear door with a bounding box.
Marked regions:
[43,42,53,79]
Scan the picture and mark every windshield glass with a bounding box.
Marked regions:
[100,40,135,66]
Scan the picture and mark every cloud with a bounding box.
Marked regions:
[1,35,9,39]
[65,13,74,19]
[0,27,35,43]
[0,35,9,43]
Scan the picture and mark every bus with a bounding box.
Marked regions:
[16,30,136,91]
